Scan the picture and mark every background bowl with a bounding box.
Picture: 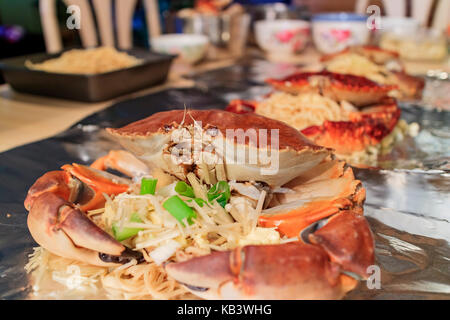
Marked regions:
[150,34,209,64]
[254,19,310,55]
[379,17,420,36]
[312,13,369,54]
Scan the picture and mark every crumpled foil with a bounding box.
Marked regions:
[0,60,448,299]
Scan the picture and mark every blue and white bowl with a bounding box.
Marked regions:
[312,13,369,54]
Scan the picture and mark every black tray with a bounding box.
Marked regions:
[0,48,175,102]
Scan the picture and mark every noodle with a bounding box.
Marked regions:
[324,53,388,84]
[26,47,141,74]
[255,92,350,130]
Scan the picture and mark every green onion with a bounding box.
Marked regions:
[187,198,206,207]
[175,181,195,198]
[194,198,206,207]
[112,213,143,241]
[207,181,230,208]
[163,195,197,227]
[140,178,157,195]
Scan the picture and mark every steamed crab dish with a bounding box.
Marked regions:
[227,71,419,165]
[24,109,374,300]
[321,46,425,100]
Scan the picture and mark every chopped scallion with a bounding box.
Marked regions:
[207,181,230,208]
[175,181,195,198]
[140,178,157,195]
[112,213,143,241]
[163,195,197,227]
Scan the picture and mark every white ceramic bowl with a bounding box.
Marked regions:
[254,19,310,55]
[379,17,419,36]
[150,34,209,64]
[312,13,369,54]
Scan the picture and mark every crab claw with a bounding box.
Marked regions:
[309,210,375,278]
[25,163,133,266]
[165,242,358,299]
[24,171,74,211]
[28,192,125,266]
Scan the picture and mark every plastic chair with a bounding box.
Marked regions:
[39,0,162,53]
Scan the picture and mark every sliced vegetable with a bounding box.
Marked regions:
[187,198,206,207]
[140,177,157,195]
[112,213,143,241]
[163,195,197,227]
[149,240,181,265]
[194,198,206,207]
[175,181,195,198]
[207,181,231,208]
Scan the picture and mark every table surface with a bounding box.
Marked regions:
[0,47,449,153]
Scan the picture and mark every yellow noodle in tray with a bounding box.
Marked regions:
[26,47,142,74]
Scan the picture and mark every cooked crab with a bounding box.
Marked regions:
[24,109,374,299]
[227,71,401,155]
[265,70,396,107]
[321,45,425,100]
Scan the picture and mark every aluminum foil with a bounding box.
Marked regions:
[0,61,449,299]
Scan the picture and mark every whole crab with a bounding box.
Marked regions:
[24,109,374,299]
[226,71,401,155]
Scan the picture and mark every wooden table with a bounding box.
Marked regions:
[0,48,448,153]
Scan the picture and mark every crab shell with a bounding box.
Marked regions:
[107,109,331,188]
[321,46,425,100]
[266,71,396,107]
[301,100,400,154]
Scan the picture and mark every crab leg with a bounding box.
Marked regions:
[260,161,365,237]
[165,242,359,300]
[90,150,150,178]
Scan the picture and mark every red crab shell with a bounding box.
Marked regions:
[301,99,400,154]
[266,71,396,107]
[320,46,425,100]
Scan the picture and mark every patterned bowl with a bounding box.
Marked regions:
[312,13,369,54]
[150,34,209,64]
[255,19,310,55]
